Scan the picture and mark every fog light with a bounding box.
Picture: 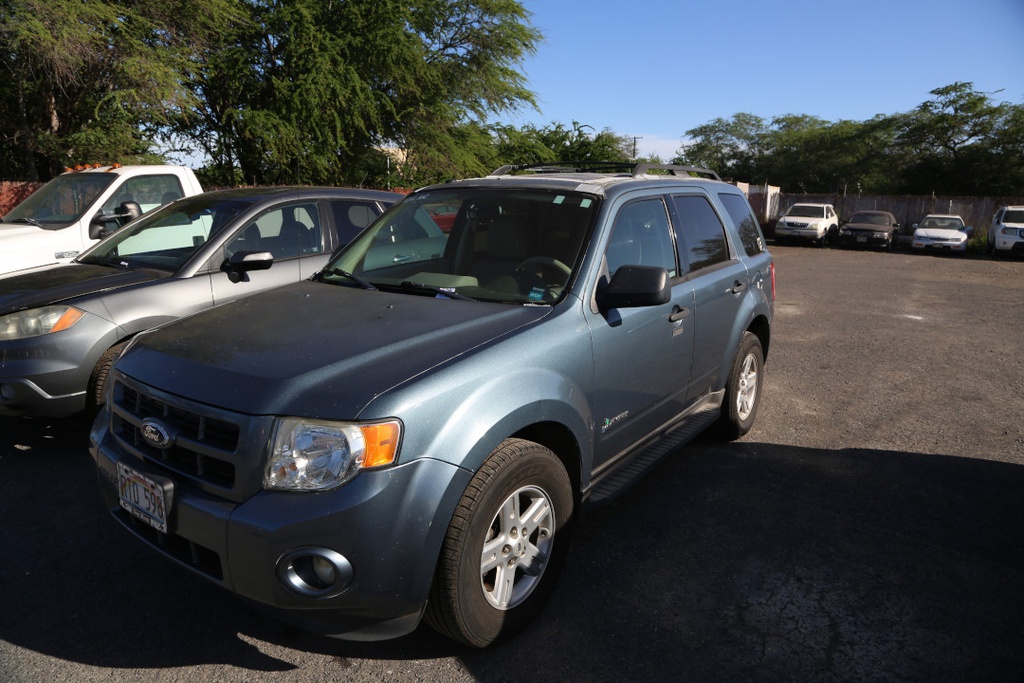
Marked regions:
[0,384,15,401]
[277,548,353,598]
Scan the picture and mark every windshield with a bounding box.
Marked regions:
[919,216,964,230]
[1003,210,1024,224]
[785,205,825,218]
[324,188,599,304]
[850,213,889,226]
[3,173,117,229]
[78,195,251,272]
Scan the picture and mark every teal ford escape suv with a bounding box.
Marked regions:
[91,162,775,647]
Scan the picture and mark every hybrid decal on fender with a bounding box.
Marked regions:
[601,411,629,433]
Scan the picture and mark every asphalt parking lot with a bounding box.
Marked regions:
[2,244,1023,682]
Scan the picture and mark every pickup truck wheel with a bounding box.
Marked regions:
[425,439,574,648]
[718,332,764,440]
[87,341,128,412]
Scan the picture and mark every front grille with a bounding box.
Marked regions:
[109,373,264,501]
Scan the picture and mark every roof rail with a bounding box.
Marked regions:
[490,161,721,181]
[631,163,721,180]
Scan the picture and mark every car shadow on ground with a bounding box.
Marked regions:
[2,420,1022,682]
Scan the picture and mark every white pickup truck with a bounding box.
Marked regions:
[0,164,203,275]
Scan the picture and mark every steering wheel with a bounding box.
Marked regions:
[514,256,571,281]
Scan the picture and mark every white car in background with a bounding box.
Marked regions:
[911,214,971,254]
[774,203,838,247]
[988,205,1024,258]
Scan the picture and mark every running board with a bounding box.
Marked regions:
[586,405,720,507]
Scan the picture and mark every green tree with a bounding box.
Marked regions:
[180,0,541,188]
[673,113,768,181]
[0,0,240,180]
[895,82,1009,194]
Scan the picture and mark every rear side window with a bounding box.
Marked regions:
[670,195,729,272]
[718,193,765,256]
[330,200,385,245]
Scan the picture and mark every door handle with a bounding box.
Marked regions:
[728,280,747,294]
[669,306,689,323]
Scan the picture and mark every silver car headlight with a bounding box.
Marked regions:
[265,418,402,491]
[0,305,85,341]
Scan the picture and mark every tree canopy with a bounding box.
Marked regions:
[1,2,1022,198]
[674,82,1024,196]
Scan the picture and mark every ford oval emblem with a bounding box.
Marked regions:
[140,418,174,450]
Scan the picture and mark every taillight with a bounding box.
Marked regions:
[769,261,776,301]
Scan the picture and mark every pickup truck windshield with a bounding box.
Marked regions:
[325,188,599,304]
[78,196,249,272]
[3,174,117,229]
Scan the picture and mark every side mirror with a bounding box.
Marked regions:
[222,250,274,283]
[600,265,671,310]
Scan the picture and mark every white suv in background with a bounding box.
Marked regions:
[989,206,1024,258]
[774,203,838,247]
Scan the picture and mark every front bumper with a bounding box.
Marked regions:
[912,239,967,252]
[775,225,826,242]
[993,233,1024,254]
[0,316,116,417]
[89,377,472,640]
[837,231,892,249]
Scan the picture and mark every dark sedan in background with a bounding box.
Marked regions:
[836,210,900,250]
[0,186,401,418]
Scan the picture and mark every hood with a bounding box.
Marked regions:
[846,220,890,231]
[0,264,163,315]
[914,228,966,240]
[0,221,77,276]
[0,221,45,237]
[780,215,823,225]
[116,281,552,418]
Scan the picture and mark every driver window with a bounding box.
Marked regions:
[225,203,321,261]
[605,199,677,278]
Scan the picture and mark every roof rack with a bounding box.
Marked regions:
[490,161,721,181]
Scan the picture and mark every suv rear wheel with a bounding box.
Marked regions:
[718,332,764,439]
[425,439,574,648]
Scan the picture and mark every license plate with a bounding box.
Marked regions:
[117,461,170,533]
[857,236,867,242]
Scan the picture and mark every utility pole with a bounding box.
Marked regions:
[632,136,643,160]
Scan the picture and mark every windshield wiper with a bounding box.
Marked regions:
[320,267,377,290]
[82,256,130,269]
[10,217,42,227]
[399,281,476,301]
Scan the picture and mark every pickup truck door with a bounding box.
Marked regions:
[586,197,695,471]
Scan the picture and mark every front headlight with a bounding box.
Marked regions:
[874,232,888,239]
[0,305,85,341]
[265,418,402,491]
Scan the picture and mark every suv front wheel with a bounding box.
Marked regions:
[425,439,575,648]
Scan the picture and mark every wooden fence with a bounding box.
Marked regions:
[0,181,43,216]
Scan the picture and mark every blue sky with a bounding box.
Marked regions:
[497,0,1024,160]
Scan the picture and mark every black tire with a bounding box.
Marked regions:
[718,332,764,440]
[86,341,128,413]
[425,439,574,648]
